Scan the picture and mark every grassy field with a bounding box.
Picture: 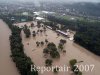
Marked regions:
[52,13,100,22]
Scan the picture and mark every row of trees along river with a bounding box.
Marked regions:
[1,15,38,75]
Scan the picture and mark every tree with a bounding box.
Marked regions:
[53,67,59,73]
[43,48,49,54]
[47,42,56,48]
[37,21,41,29]
[37,21,41,25]
[63,50,66,53]
[41,41,44,46]
[45,59,53,66]
[46,42,60,58]
[58,43,64,51]
[60,39,67,45]
[23,25,31,38]
[33,33,36,37]
[37,30,39,33]
[36,41,40,47]
[69,59,82,75]
[69,59,77,66]
[45,39,48,44]
[77,71,82,75]
[57,33,60,36]
[43,27,46,32]
[31,23,34,27]
[40,30,43,33]
[50,51,60,58]
[33,31,36,34]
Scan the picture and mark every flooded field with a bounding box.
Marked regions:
[15,21,100,75]
[0,19,20,75]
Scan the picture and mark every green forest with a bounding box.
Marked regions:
[47,15,100,56]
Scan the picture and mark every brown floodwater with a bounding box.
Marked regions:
[15,21,100,75]
[0,19,20,75]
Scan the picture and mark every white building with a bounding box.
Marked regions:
[22,12,28,16]
[36,17,44,21]
[56,30,68,36]
[33,12,40,16]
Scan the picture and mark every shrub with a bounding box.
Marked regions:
[69,59,77,66]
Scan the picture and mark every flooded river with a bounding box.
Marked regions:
[15,21,100,75]
[0,19,20,75]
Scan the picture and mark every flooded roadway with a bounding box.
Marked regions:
[0,19,20,75]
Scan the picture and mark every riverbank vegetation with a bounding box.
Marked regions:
[2,17,38,75]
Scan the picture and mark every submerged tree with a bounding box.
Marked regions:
[43,43,60,58]
[57,33,60,37]
[41,41,44,46]
[36,41,40,47]
[45,59,53,66]
[23,25,31,38]
[31,23,34,27]
[45,39,48,44]
[47,42,56,48]
[43,48,49,54]
[58,43,64,51]
[40,30,43,33]
[50,50,60,58]
[33,34,36,37]
[43,27,46,32]
[60,39,67,45]
[37,20,41,25]
[53,67,59,73]
[37,21,41,29]
[33,31,36,34]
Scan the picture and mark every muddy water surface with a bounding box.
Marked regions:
[0,19,20,75]
[15,22,100,75]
